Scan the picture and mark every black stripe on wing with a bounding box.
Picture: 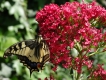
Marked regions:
[3,39,37,58]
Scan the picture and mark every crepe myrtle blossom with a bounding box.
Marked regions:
[36,1,106,79]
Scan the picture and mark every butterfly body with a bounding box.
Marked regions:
[3,35,50,75]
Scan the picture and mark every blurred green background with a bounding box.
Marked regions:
[0,0,106,80]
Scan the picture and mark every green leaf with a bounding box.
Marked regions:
[70,48,79,58]
[13,60,23,75]
[3,37,18,50]
[0,63,12,77]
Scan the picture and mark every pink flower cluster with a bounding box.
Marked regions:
[36,1,106,78]
[90,64,106,79]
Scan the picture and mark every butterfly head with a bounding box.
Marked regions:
[38,35,43,39]
[36,35,43,43]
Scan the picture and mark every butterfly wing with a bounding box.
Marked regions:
[3,39,36,58]
[3,37,50,75]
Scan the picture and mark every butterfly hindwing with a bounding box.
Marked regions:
[3,35,50,75]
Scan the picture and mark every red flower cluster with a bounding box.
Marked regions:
[90,64,106,79]
[36,3,72,68]
[36,1,106,78]
[73,56,93,74]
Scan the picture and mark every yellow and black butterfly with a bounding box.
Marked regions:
[3,35,50,76]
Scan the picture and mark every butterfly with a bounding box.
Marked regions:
[3,35,50,76]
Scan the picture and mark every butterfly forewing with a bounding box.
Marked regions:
[4,39,36,58]
[3,35,50,75]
